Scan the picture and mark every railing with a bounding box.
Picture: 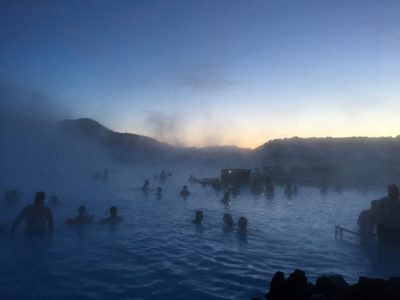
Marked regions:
[334,225,359,239]
[334,225,377,239]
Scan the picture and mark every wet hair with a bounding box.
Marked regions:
[34,191,45,204]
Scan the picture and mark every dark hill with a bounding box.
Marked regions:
[58,118,252,165]
[254,136,400,188]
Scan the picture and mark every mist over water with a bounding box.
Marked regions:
[1,104,400,299]
[1,0,400,298]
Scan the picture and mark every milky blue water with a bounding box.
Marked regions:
[1,171,400,300]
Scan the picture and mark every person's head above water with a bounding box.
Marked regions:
[238,216,248,232]
[223,213,234,226]
[109,206,118,217]
[78,206,87,216]
[34,191,45,205]
[192,210,203,224]
[183,185,188,190]
[388,184,399,199]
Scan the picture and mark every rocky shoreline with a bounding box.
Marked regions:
[252,269,400,300]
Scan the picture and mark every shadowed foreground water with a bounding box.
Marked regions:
[1,177,400,299]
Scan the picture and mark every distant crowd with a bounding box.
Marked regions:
[5,175,400,244]
[1,175,249,236]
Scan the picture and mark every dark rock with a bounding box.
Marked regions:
[344,277,387,300]
[265,271,289,300]
[386,276,400,300]
[315,275,349,297]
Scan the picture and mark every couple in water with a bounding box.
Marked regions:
[191,210,248,233]
[223,213,248,233]
[66,206,123,225]
[358,184,400,244]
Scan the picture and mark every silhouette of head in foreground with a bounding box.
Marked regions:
[375,184,400,244]
[10,191,53,235]
[238,216,248,233]
[100,206,123,224]
[192,210,203,224]
[66,206,94,225]
[223,213,234,227]
[388,184,399,199]
[142,179,150,191]
[357,199,379,236]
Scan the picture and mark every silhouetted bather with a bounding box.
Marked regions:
[221,191,231,204]
[238,216,248,233]
[142,179,150,191]
[212,179,222,190]
[10,191,53,235]
[375,184,400,243]
[223,213,234,227]
[231,184,240,196]
[284,183,293,198]
[66,206,94,225]
[180,185,190,197]
[160,170,167,182]
[160,170,172,182]
[100,206,123,224]
[250,180,263,194]
[155,187,162,198]
[192,210,203,224]
[357,200,378,236]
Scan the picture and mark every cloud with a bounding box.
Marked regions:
[175,64,240,91]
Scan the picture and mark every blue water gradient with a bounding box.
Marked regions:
[1,173,399,299]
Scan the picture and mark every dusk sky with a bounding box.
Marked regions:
[1,0,399,148]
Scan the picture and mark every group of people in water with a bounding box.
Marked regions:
[141,178,192,199]
[2,183,249,236]
[3,191,124,235]
[139,178,249,233]
[191,210,248,233]
[357,184,400,244]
